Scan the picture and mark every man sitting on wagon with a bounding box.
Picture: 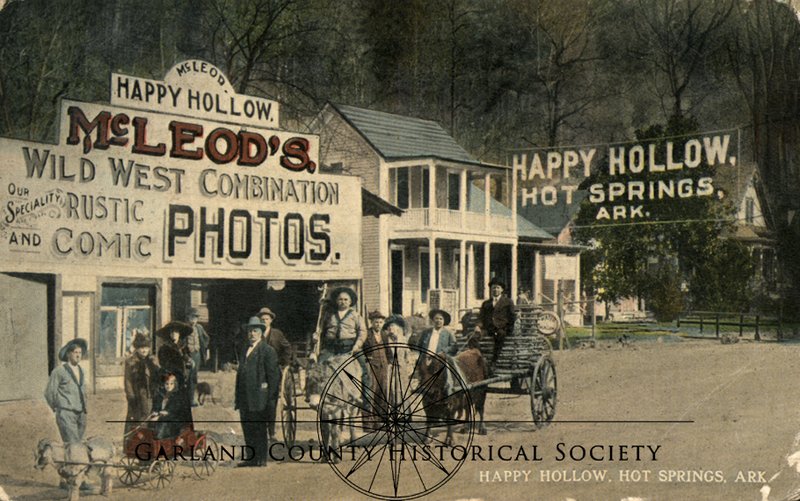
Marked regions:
[475,277,516,375]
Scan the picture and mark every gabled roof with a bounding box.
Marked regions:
[714,162,774,230]
[517,190,588,235]
[330,103,478,164]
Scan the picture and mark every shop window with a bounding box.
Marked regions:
[99,284,155,360]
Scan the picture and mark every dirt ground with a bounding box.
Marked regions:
[4,337,800,501]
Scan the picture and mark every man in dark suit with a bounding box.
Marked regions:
[235,317,280,467]
[476,278,516,374]
[257,306,293,440]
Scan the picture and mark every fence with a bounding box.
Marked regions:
[676,311,782,340]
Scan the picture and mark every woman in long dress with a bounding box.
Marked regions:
[123,332,160,439]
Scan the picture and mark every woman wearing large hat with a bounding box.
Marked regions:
[155,321,193,388]
[317,287,366,357]
[123,332,160,438]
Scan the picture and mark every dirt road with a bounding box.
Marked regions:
[4,338,799,501]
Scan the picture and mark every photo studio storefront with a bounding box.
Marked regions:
[0,61,362,398]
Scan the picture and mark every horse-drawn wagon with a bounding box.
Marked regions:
[459,303,559,427]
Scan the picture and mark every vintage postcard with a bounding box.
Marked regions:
[1,1,799,500]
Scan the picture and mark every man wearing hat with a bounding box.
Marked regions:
[124,332,160,439]
[316,287,367,358]
[362,311,390,429]
[235,316,280,467]
[257,307,292,368]
[476,277,516,373]
[257,306,292,439]
[415,309,459,366]
[185,308,210,407]
[45,338,89,444]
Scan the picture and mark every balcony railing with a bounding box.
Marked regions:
[388,208,515,236]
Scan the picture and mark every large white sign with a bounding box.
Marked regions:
[111,60,280,128]
[0,71,361,280]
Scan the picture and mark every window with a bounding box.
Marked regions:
[396,167,409,209]
[745,197,755,224]
[422,168,430,208]
[99,284,155,360]
[419,249,441,303]
[448,172,460,210]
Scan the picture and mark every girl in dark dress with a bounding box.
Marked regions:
[150,373,193,440]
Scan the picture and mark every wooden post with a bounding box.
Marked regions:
[755,315,760,341]
[715,314,720,338]
[739,314,743,337]
[591,297,596,343]
[556,282,564,350]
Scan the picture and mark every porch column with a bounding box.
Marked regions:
[460,169,467,229]
[467,243,474,305]
[511,243,518,301]
[484,173,491,230]
[429,236,436,305]
[483,242,491,297]
[534,250,541,303]
[459,239,467,310]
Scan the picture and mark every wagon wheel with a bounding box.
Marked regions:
[118,456,142,486]
[318,343,473,500]
[147,459,174,489]
[530,355,557,427]
[192,434,220,478]
[280,366,297,448]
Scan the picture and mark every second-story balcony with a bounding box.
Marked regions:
[387,208,515,237]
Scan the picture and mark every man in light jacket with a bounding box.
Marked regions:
[45,338,89,444]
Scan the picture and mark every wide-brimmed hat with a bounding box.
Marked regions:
[488,277,506,290]
[368,310,386,321]
[257,307,276,320]
[330,287,357,306]
[243,316,266,332]
[382,314,406,331]
[132,332,152,349]
[58,338,88,362]
[156,321,193,341]
[428,309,451,326]
[186,308,200,319]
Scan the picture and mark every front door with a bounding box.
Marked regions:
[391,249,403,315]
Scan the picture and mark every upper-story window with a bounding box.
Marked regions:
[390,166,430,209]
[745,197,755,224]
[447,172,460,210]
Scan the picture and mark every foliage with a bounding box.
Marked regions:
[0,0,798,310]
[574,113,755,312]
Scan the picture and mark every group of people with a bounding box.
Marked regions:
[43,277,515,466]
[314,278,515,423]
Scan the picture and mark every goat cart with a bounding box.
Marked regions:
[459,303,559,427]
[117,424,221,489]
